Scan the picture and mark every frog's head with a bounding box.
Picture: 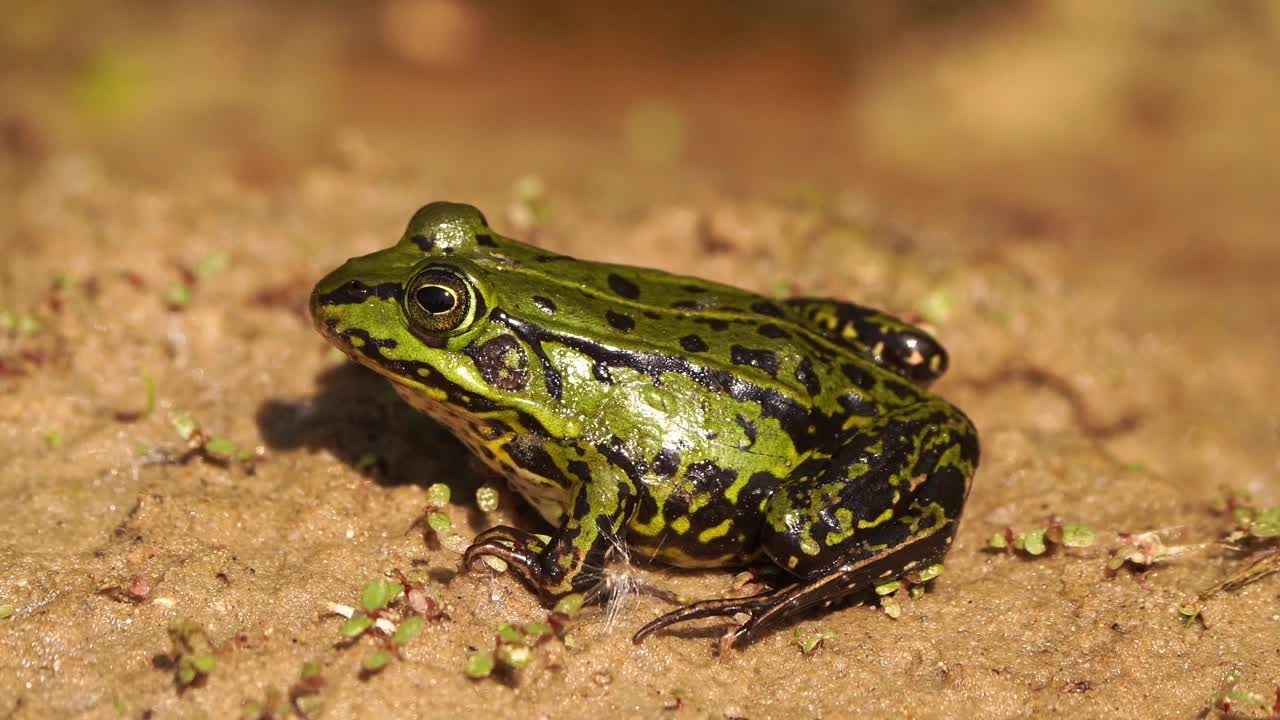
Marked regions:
[310,202,563,428]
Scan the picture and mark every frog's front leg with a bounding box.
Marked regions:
[461,525,549,590]
[463,465,637,600]
[636,400,978,646]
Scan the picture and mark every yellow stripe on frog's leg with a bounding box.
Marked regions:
[537,458,639,596]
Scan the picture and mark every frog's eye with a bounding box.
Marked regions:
[403,266,483,335]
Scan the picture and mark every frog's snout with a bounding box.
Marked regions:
[308,288,331,339]
[308,279,352,350]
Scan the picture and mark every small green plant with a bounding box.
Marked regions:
[165,282,193,309]
[156,618,216,690]
[663,688,690,712]
[414,483,453,550]
[1104,529,1192,575]
[1177,600,1205,628]
[463,592,584,680]
[241,660,324,719]
[0,306,43,336]
[790,627,836,656]
[331,572,445,677]
[907,563,944,598]
[1189,492,1280,601]
[475,483,500,513]
[463,651,496,679]
[869,563,945,619]
[1203,669,1280,718]
[168,413,259,471]
[195,251,229,278]
[989,519,1095,557]
[917,287,955,326]
[1219,494,1280,544]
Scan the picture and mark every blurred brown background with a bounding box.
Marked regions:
[7,1,1278,210]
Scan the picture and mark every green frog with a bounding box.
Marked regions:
[310,202,979,645]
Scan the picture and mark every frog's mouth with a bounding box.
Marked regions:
[314,318,354,359]
[308,289,436,394]
[310,309,387,373]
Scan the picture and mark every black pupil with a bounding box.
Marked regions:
[416,285,456,314]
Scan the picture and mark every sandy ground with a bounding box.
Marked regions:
[2,3,1279,718]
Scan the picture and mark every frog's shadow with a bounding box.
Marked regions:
[255,361,544,535]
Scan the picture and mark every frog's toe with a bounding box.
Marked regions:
[462,525,547,590]
[633,567,877,647]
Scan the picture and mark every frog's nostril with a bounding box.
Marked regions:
[313,279,375,307]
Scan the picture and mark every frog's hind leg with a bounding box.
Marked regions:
[634,401,978,646]
[745,401,979,643]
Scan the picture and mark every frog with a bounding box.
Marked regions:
[310,202,979,646]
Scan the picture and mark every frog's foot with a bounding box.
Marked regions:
[631,584,792,645]
[633,556,918,647]
[462,525,548,594]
